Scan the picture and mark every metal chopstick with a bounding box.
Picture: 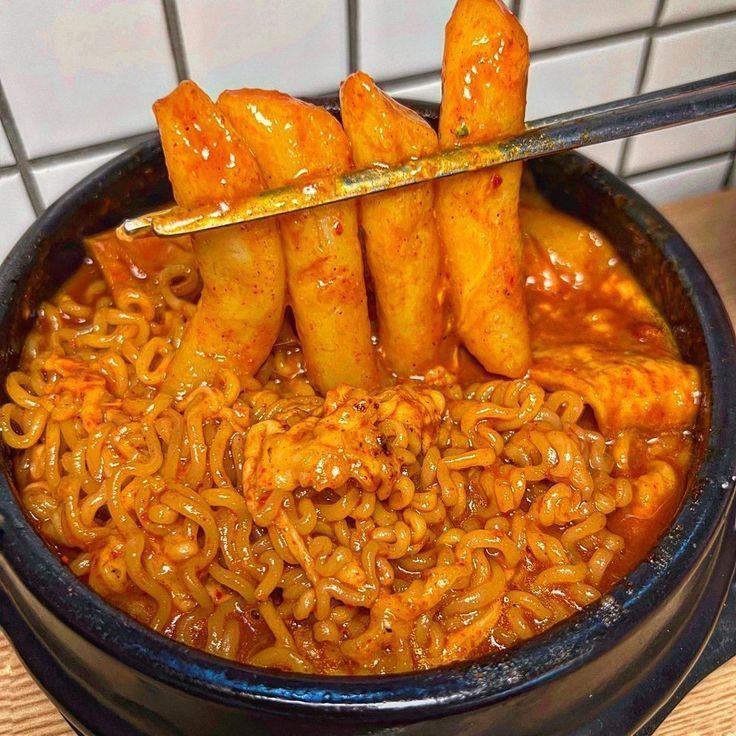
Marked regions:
[120,72,736,239]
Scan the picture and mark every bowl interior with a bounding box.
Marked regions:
[0,100,734,717]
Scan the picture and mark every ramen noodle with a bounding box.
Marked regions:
[0,196,698,674]
[0,0,700,676]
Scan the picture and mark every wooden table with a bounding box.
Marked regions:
[0,189,734,736]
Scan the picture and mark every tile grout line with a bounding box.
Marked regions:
[28,132,156,168]
[653,8,736,34]
[0,80,44,215]
[347,0,360,74]
[161,0,190,82]
[721,132,736,188]
[511,0,522,18]
[531,9,736,57]
[616,0,667,177]
[380,69,442,90]
[720,128,736,188]
[723,152,736,189]
[532,27,648,59]
[627,150,733,181]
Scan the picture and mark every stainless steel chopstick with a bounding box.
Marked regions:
[527,72,736,127]
[120,72,736,239]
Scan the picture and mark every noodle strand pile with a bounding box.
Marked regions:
[0,250,680,674]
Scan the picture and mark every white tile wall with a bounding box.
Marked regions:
[384,76,442,104]
[357,0,454,80]
[625,115,736,174]
[660,0,736,24]
[520,0,657,50]
[33,146,128,209]
[0,172,35,260]
[0,0,733,255]
[527,36,647,119]
[177,0,348,98]
[629,155,732,204]
[0,0,176,157]
[642,17,736,91]
[0,125,14,167]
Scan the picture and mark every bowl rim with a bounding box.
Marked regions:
[1,104,735,722]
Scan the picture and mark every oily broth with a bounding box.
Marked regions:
[3,201,696,673]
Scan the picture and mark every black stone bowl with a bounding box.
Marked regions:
[0,101,735,736]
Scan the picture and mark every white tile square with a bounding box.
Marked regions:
[0,0,176,158]
[0,124,14,167]
[527,36,647,120]
[33,146,128,209]
[520,0,657,50]
[579,139,625,172]
[643,17,736,91]
[178,0,348,98]
[625,115,736,174]
[628,155,731,204]
[357,0,454,80]
[660,0,736,24]
[384,76,442,104]
[0,171,36,262]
